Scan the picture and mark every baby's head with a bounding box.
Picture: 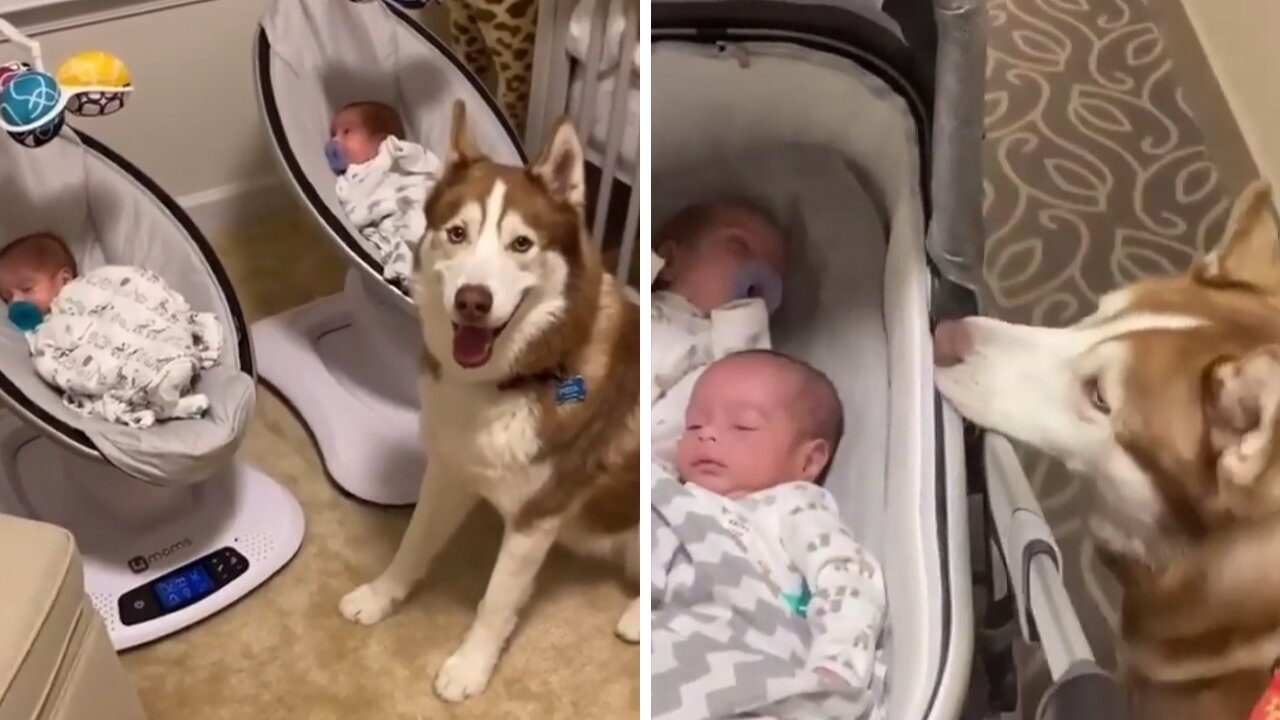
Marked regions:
[678,349,842,498]
[0,232,76,315]
[327,101,407,173]
[655,199,787,315]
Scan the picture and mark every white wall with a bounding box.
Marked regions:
[1,0,453,234]
[1146,0,1280,204]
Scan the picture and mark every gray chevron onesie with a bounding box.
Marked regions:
[652,471,890,720]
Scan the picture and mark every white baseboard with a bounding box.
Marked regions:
[176,177,295,242]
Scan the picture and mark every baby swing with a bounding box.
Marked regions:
[250,0,525,506]
[0,19,304,651]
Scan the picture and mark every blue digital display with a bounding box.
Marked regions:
[153,565,216,612]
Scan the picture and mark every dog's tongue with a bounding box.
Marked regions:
[452,325,495,368]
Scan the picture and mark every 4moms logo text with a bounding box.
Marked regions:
[127,538,193,574]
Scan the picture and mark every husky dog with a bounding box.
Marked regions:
[339,100,640,703]
[935,181,1280,719]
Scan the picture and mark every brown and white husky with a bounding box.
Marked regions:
[339,100,640,703]
[935,180,1280,718]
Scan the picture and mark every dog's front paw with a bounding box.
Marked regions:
[339,583,400,626]
[434,647,497,703]
[615,597,640,643]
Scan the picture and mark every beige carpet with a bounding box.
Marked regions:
[119,208,641,719]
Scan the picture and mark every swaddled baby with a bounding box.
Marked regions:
[0,233,223,429]
[652,350,888,720]
[329,101,443,289]
[652,199,787,470]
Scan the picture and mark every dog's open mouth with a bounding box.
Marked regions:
[449,292,528,369]
[452,321,509,368]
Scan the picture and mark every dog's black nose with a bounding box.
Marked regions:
[454,284,493,322]
[933,319,973,367]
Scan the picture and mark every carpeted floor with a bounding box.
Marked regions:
[982,0,1230,715]
[118,211,640,719]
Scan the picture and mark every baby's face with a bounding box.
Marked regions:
[0,255,71,314]
[659,207,786,315]
[677,359,820,498]
[330,108,385,167]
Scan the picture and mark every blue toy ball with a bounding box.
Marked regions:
[1,71,63,128]
[2,71,65,148]
[8,300,44,332]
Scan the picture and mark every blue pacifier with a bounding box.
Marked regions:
[733,261,783,314]
[325,138,349,175]
[8,300,44,332]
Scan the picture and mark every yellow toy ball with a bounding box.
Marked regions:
[57,51,131,88]
[57,51,132,118]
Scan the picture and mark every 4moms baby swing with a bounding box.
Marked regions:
[0,19,305,650]
[250,0,525,506]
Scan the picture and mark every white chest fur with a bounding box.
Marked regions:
[419,376,551,520]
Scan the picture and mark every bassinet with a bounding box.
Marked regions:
[250,0,528,506]
[0,126,303,650]
[652,0,982,716]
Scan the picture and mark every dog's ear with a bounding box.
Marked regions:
[1193,180,1280,293]
[448,99,482,164]
[1205,345,1280,497]
[531,116,585,208]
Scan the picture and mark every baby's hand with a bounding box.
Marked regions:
[814,667,851,689]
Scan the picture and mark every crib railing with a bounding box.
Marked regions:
[526,0,640,287]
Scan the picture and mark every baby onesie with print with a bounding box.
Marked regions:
[689,480,890,692]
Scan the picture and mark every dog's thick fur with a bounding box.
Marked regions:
[935,181,1280,719]
[338,101,640,703]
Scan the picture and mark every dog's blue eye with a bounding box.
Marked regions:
[510,235,534,253]
[446,225,466,244]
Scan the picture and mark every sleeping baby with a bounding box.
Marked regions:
[651,198,788,471]
[328,100,443,289]
[651,350,889,720]
[0,232,222,429]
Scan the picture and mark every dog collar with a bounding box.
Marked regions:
[1249,662,1280,720]
[496,368,588,406]
[496,369,561,392]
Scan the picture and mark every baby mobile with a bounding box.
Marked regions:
[0,15,133,149]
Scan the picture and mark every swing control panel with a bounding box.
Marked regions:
[118,547,251,626]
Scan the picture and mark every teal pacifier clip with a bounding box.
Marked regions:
[8,300,43,332]
[783,583,813,618]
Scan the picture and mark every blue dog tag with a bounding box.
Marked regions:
[555,375,587,405]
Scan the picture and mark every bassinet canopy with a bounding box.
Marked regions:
[0,128,256,485]
[653,0,985,300]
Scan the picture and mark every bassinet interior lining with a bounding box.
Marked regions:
[0,130,254,485]
[653,41,941,719]
[260,0,524,307]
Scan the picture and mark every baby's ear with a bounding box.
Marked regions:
[796,438,832,483]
